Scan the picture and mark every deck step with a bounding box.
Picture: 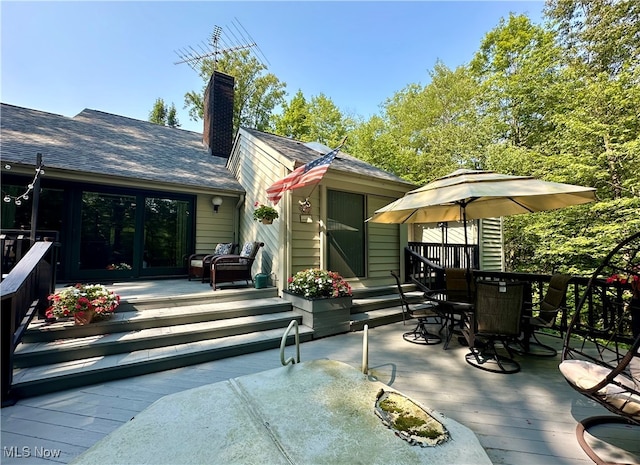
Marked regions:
[350,306,405,331]
[116,286,280,311]
[15,311,303,367]
[10,285,417,399]
[11,326,314,399]
[22,297,291,343]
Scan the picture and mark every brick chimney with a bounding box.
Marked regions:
[203,71,234,158]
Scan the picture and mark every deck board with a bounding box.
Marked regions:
[3,321,639,465]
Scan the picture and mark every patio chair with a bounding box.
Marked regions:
[519,273,572,357]
[464,280,525,374]
[210,241,264,290]
[187,243,237,282]
[391,271,442,345]
[439,268,476,349]
[559,232,640,465]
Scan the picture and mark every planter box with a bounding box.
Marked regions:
[282,292,352,338]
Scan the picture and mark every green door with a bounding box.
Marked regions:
[327,190,365,278]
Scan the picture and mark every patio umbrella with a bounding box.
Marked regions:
[368,169,597,268]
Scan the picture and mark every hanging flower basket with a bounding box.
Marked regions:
[253,202,279,223]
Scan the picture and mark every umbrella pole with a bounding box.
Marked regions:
[462,204,472,299]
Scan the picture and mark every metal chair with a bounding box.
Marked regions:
[391,271,442,345]
[559,232,640,465]
[439,268,476,349]
[520,273,572,356]
[465,280,525,374]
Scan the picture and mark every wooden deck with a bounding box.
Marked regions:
[2,317,639,465]
[0,280,640,465]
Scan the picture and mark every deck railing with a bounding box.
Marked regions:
[1,241,58,406]
[404,246,601,337]
[1,230,60,277]
[407,241,479,270]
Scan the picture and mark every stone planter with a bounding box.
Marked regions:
[283,291,352,338]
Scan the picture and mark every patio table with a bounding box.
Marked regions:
[425,292,475,350]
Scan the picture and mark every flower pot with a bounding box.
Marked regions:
[74,309,94,326]
[261,218,273,225]
[283,291,352,338]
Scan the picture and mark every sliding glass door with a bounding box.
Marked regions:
[142,197,190,274]
[79,192,136,272]
[71,189,193,280]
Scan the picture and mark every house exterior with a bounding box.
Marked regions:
[1,72,417,289]
[227,128,416,290]
[1,102,243,282]
[1,72,503,290]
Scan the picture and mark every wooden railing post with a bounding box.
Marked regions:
[1,295,18,406]
[1,241,55,406]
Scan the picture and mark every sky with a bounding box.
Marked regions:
[1,1,545,134]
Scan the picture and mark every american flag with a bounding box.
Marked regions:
[266,146,340,205]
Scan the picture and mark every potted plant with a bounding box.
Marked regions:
[283,268,353,337]
[106,263,132,271]
[46,283,120,325]
[253,202,279,224]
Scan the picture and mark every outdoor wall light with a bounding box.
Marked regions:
[211,196,223,213]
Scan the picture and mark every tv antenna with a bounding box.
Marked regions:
[174,18,270,72]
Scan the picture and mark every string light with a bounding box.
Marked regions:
[2,162,45,205]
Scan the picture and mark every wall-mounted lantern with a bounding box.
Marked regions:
[211,196,223,213]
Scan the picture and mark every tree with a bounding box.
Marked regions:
[544,0,640,77]
[272,90,311,140]
[472,6,640,273]
[350,62,488,186]
[183,48,286,134]
[306,94,354,148]
[272,91,354,148]
[470,14,562,148]
[166,103,180,128]
[148,98,180,128]
[149,98,167,125]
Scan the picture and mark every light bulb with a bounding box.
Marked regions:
[15,199,22,206]
[22,194,29,200]
[3,195,11,203]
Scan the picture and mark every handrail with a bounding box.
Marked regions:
[1,230,59,276]
[405,247,445,292]
[280,320,301,366]
[362,324,369,374]
[2,241,57,406]
[407,241,478,270]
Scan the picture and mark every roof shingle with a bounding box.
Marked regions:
[0,103,244,192]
